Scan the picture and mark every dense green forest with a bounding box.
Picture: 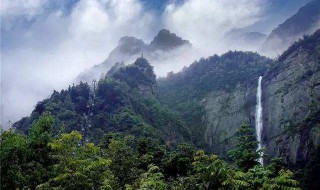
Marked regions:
[14,58,191,147]
[1,114,301,189]
[3,50,320,189]
[157,51,272,146]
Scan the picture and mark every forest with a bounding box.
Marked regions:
[3,50,320,189]
[1,114,303,190]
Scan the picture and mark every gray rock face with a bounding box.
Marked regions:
[202,85,256,157]
[263,41,320,166]
[203,31,320,166]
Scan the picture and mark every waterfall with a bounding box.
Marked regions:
[255,76,264,165]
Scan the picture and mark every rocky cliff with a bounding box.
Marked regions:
[202,30,320,166]
[262,30,320,166]
[157,51,271,151]
[202,83,256,158]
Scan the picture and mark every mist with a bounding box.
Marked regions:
[1,0,158,128]
[0,0,313,128]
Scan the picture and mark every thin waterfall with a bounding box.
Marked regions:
[255,76,264,165]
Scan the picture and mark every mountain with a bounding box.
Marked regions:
[12,26,320,189]
[149,29,190,51]
[261,0,320,57]
[76,29,191,83]
[14,57,191,146]
[263,30,320,167]
[157,51,272,148]
[15,29,320,166]
[158,30,320,172]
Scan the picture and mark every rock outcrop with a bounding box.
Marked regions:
[262,30,320,166]
[202,84,256,157]
[150,29,191,51]
[203,30,320,166]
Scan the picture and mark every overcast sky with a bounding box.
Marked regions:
[0,0,312,128]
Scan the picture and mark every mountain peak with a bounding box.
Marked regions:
[150,29,191,51]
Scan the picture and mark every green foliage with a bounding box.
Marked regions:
[1,114,55,189]
[105,135,139,187]
[164,143,195,177]
[39,131,119,190]
[14,57,190,147]
[5,55,307,189]
[112,57,156,91]
[192,150,235,189]
[228,124,261,171]
[1,117,302,189]
[158,51,272,148]
[138,165,167,190]
[0,130,29,189]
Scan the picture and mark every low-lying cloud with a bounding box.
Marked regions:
[2,0,296,128]
[1,0,158,128]
[163,0,267,56]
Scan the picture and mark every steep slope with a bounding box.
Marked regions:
[262,0,320,57]
[263,30,320,166]
[76,29,191,83]
[157,51,272,150]
[14,57,191,146]
[158,30,320,167]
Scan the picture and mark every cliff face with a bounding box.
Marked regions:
[202,84,256,157]
[262,32,320,166]
[157,51,271,149]
[202,30,320,166]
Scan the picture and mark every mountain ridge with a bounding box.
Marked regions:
[262,0,320,57]
[76,29,191,83]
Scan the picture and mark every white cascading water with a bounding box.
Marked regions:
[255,76,264,166]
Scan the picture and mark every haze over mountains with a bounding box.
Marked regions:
[76,0,320,85]
[76,29,192,83]
[2,0,320,189]
[12,0,320,163]
[262,0,320,57]
[2,0,319,128]
[13,28,320,189]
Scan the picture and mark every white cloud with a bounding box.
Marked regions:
[0,0,48,18]
[0,0,270,128]
[163,0,266,56]
[1,0,157,128]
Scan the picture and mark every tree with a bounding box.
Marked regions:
[1,114,55,189]
[105,135,139,187]
[164,143,195,177]
[192,150,242,190]
[138,164,167,190]
[228,124,261,171]
[0,130,29,189]
[40,131,118,189]
[25,114,55,188]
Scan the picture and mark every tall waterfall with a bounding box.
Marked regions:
[255,76,264,165]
